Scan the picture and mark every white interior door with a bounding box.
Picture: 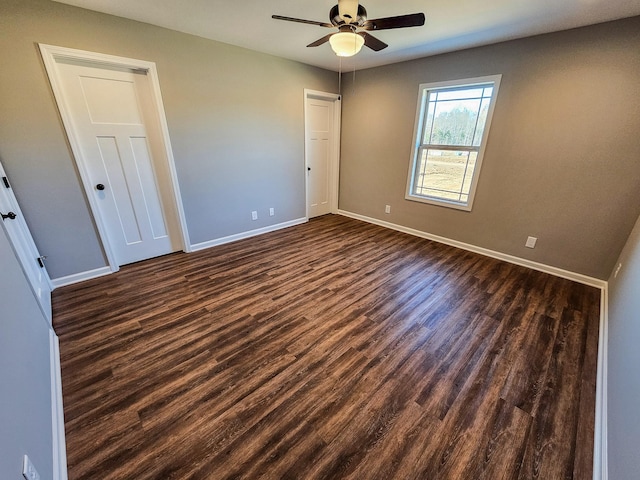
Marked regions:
[0,161,52,323]
[305,91,340,218]
[53,59,182,266]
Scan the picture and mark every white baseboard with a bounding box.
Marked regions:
[190,217,308,252]
[593,287,609,480]
[51,266,112,288]
[45,210,608,479]
[338,209,609,479]
[51,219,309,285]
[49,330,68,480]
[337,210,606,289]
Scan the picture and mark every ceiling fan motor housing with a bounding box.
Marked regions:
[331,4,367,26]
[338,0,358,22]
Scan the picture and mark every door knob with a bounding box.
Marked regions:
[96,184,105,191]
[1,211,17,221]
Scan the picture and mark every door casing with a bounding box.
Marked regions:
[39,44,190,273]
[0,160,53,322]
[304,89,341,219]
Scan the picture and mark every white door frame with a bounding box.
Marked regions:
[39,44,191,273]
[0,161,53,323]
[304,89,341,219]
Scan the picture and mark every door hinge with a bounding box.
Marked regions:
[2,176,10,189]
[36,256,47,268]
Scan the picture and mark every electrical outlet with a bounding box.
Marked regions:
[525,236,537,249]
[251,211,258,221]
[22,455,40,480]
[269,207,275,217]
[385,205,391,214]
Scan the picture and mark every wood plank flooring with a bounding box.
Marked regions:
[52,214,600,479]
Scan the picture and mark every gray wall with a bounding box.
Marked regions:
[339,17,640,280]
[1,1,638,281]
[0,0,336,278]
[608,213,640,480]
[0,225,54,479]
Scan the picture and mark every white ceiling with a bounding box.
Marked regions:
[53,0,640,72]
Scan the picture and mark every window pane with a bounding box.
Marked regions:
[413,149,476,202]
[472,98,491,146]
[429,98,481,146]
[436,87,484,101]
[422,99,436,145]
[461,152,478,193]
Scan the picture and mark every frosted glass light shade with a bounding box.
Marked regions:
[329,32,365,57]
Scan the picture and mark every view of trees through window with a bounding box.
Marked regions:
[409,81,498,208]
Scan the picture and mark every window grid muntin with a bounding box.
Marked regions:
[413,147,478,203]
[411,81,496,206]
[422,84,493,147]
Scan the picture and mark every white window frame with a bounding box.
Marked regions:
[405,75,502,211]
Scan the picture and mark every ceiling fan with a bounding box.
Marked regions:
[272,0,426,57]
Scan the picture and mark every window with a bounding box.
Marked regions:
[406,75,501,211]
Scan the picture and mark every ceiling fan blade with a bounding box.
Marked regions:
[307,34,335,48]
[271,15,333,28]
[362,13,425,31]
[358,32,388,52]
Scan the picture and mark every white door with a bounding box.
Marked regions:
[305,92,340,218]
[53,59,182,266]
[0,161,52,323]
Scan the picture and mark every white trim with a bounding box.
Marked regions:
[0,160,54,320]
[593,286,608,480]
[38,44,191,268]
[190,218,307,252]
[337,209,606,288]
[405,75,502,212]
[51,266,112,288]
[145,58,192,253]
[338,208,609,478]
[52,218,308,284]
[304,89,342,218]
[49,330,68,480]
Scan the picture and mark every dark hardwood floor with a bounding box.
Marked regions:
[52,214,600,479]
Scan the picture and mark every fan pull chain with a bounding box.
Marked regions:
[352,59,356,95]
[352,36,357,95]
[338,57,342,95]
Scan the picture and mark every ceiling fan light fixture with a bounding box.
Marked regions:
[329,32,364,57]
